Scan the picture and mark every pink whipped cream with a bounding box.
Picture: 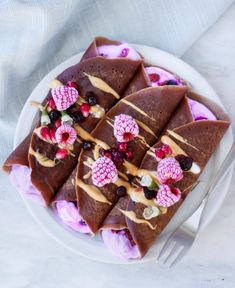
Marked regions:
[187,98,216,121]
[10,165,45,205]
[97,43,141,61]
[102,229,140,260]
[145,66,184,86]
[56,201,91,234]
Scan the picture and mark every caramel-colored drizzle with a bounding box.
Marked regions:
[77,178,112,205]
[121,99,156,121]
[83,171,92,180]
[84,73,120,99]
[119,209,157,230]
[29,147,56,168]
[135,119,157,138]
[167,130,199,151]
[49,79,63,88]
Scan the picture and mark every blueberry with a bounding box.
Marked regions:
[82,141,92,150]
[116,186,127,197]
[167,80,178,85]
[175,154,193,171]
[144,187,157,200]
[70,110,85,123]
[86,91,98,106]
[49,110,61,121]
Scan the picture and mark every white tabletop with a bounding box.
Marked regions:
[0,2,235,288]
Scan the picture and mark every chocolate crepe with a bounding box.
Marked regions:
[104,92,230,258]
[3,37,142,206]
[76,86,188,234]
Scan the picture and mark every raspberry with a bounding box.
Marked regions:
[92,156,118,187]
[51,86,79,111]
[117,142,127,152]
[114,114,139,143]
[55,124,77,147]
[48,98,57,110]
[155,185,181,207]
[161,144,172,155]
[157,157,183,184]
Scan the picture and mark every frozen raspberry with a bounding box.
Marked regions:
[92,156,118,187]
[113,114,139,143]
[157,157,183,184]
[55,124,77,147]
[51,86,78,111]
[155,185,181,207]
[56,148,68,160]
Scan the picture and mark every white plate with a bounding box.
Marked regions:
[14,44,233,264]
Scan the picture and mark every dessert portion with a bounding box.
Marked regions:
[74,86,187,234]
[3,37,142,206]
[101,92,230,259]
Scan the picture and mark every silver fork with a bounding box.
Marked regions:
[157,143,235,267]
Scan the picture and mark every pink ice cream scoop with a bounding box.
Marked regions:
[56,201,91,234]
[144,66,185,86]
[97,43,141,61]
[102,229,140,260]
[187,98,216,121]
[10,165,45,205]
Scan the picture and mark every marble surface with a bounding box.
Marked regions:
[1,3,235,288]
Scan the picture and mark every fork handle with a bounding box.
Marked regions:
[198,143,235,232]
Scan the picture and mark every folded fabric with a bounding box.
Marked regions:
[101,92,230,259]
[3,37,142,206]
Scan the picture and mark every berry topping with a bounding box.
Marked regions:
[157,157,183,184]
[86,91,98,106]
[70,110,85,123]
[155,144,172,161]
[92,156,118,187]
[114,114,139,143]
[51,86,79,111]
[117,142,127,152]
[144,187,157,200]
[161,144,172,155]
[166,80,178,85]
[67,81,78,90]
[49,110,61,122]
[54,118,62,129]
[55,124,77,146]
[155,147,165,161]
[149,73,160,83]
[119,48,129,57]
[80,103,90,117]
[100,149,112,159]
[155,185,181,207]
[55,148,68,160]
[116,186,127,197]
[48,98,57,110]
[125,150,133,159]
[82,141,92,150]
[175,154,193,171]
[50,129,57,143]
[40,127,51,142]
[111,148,124,165]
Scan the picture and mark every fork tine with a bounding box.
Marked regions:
[163,243,184,267]
[157,239,176,262]
[168,245,189,267]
